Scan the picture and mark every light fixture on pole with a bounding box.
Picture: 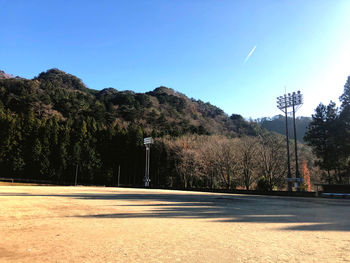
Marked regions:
[143,137,154,187]
[277,90,303,191]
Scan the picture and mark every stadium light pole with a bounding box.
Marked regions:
[143,137,154,187]
[292,91,303,187]
[277,90,303,191]
[277,94,292,191]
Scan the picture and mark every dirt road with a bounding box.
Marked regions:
[0,186,349,262]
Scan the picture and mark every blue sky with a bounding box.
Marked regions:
[1,0,350,119]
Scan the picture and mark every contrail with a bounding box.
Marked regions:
[243,46,256,64]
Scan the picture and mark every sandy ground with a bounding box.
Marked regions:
[0,186,350,263]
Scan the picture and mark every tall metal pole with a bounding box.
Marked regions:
[143,137,154,187]
[277,91,303,191]
[284,95,292,192]
[292,97,300,189]
[145,145,150,187]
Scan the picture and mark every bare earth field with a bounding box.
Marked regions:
[0,186,350,263]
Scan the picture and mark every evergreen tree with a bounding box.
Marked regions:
[338,76,350,179]
[304,102,343,183]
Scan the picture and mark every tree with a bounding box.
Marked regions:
[338,76,350,179]
[212,138,239,189]
[340,76,350,111]
[7,116,25,177]
[198,136,221,189]
[256,134,286,191]
[301,160,311,191]
[167,136,203,188]
[237,136,258,190]
[304,102,343,183]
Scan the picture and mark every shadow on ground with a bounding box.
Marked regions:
[1,190,350,231]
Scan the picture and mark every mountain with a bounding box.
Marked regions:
[0,68,259,137]
[1,68,317,189]
[0,70,15,79]
[256,115,311,142]
[0,68,264,185]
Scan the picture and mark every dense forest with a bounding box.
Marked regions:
[1,68,347,190]
[0,68,261,187]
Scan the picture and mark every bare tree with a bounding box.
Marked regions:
[237,136,259,190]
[159,133,302,192]
[198,135,225,189]
[211,138,240,189]
[167,135,204,188]
[256,134,287,191]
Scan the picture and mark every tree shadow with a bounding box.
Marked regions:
[1,191,350,231]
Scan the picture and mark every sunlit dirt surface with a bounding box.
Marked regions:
[1,186,350,262]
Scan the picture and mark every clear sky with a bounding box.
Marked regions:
[1,0,350,119]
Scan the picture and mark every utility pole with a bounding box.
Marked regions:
[277,90,303,191]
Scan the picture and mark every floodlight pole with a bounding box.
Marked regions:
[143,137,154,187]
[292,95,300,188]
[284,96,293,192]
[277,91,303,191]
[145,145,150,187]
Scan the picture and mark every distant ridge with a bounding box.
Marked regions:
[256,115,311,142]
[0,70,15,79]
[0,68,261,137]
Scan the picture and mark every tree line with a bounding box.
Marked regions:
[304,76,350,184]
[0,107,145,185]
[0,102,315,190]
[0,68,266,189]
[151,133,315,191]
[6,68,350,190]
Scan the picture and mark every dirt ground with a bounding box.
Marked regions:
[0,186,350,263]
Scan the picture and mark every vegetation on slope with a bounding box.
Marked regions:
[256,115,311,142]
[0,68,264,187]
[0,68,331,190]
[0,68,259,138]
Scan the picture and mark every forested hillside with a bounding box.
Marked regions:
[256,115,311,142]
[1,68,276,187]
[0,68,258,138]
